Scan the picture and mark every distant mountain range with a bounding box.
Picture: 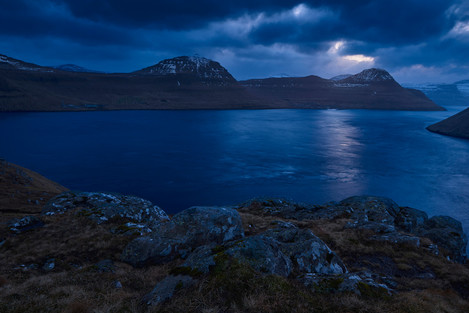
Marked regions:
[0,53,443,111]
[403,81,469,107]
[51,64,103,73]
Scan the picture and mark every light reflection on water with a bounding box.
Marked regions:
[0,107,468,239]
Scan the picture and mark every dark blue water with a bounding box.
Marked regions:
[1,107,468,234]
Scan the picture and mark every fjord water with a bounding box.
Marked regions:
[1,107,468,231]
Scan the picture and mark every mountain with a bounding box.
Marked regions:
[0,54,53,72]
[0,54,443,111]
[53,64,103,73]
[134,56,236,85]
[241,68,443,110]
[427,107,469,139]
[0,55,262,111]
[404,80,469,106]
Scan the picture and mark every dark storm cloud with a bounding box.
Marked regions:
[0,0,468,82]
[248,0,454,46]
[0,0,136,46]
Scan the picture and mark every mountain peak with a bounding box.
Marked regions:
[347,68,395,83]
[135,56,236,83]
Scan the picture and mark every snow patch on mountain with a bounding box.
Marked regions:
[349,68,394,82]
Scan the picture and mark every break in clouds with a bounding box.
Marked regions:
[0,0,468,83]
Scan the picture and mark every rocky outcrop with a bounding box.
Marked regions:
[42,191,169,226]
[176,221,347,281]
[224,235,293,277]
[3,189,468,311]
[339,195,400,224]
[417,216,468,263]
[121,206,244,267]
[263,222,347,275]
[240,195,467,264]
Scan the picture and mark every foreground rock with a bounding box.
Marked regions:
[121,206,244,267]
[240,195,468,264]
[2,190,469,312]
[263,221,347,275]
[163,220,346,280]
[418,215,468,263]
[42,191,169,226]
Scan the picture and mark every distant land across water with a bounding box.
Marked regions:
[0,54,442,112]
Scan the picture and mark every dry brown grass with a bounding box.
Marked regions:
[1,203,469,312]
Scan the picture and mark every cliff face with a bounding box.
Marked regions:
[427,107,469,139]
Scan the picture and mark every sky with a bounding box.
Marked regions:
[0,0,468,83]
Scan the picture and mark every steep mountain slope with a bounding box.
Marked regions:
[427,107,469,139]
[241,68,443,110]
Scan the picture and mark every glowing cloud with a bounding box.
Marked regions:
[342,54,375,63]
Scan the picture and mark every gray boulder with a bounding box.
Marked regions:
[224,235,292,277]
[263,223,347,275]
[8,215,44,234]
[339,196,400,224]
[394,207,428,233]
[42,191,169,225]
[122,206,244,267]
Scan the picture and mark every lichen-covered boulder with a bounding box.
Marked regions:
[394,207,428,233]
[418,216,467,263]
[121,206,244,267]
[263,223,347,275]
[224,235,292,277]
[7,215,44,234]
[42,191,169,225]
[339,196,400,224]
